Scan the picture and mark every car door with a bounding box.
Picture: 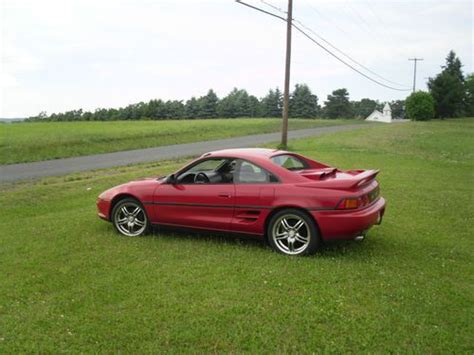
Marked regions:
[232,159,277,235]
[153,158,235,231]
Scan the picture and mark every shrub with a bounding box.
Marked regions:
[405,91,435,121]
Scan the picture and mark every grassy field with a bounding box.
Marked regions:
[1,119,473,352]
[0,118,361,165]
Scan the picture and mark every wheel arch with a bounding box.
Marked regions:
[109,193,142,220]
[263,205,322,243]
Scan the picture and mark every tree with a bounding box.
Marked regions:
[198,89,219,118]
[184,97,200,119]
[390,100,405,119]
[261,88,282,117]
[289,84,320,118]
[323,88,352,118]
[248,95,261,117]
[217,88,255,117]
[464,73,474,116]
[165,100,185,119]
[351,98,377,118]
[428,50,465,118]
[405,91,435,121]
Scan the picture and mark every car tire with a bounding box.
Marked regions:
[111,198,150,237]
[267,209,320,256]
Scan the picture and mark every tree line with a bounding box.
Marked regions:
[28,84,405,122]
[25,50,474,123]
[406,51,473,120]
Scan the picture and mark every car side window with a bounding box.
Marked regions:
[176,158,235,184]
[187,158,227,173]
[271,154,308,170]
[234,160,278,184]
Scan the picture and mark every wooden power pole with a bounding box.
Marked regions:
[235,0,293,149]
[281,0,293,149]
[408,57,423,92]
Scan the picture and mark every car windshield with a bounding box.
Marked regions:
[271,154,308,171]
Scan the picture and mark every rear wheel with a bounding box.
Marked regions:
[267,209,320,256]
[111,198,150,237]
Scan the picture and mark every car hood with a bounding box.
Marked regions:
[99,176,166,200]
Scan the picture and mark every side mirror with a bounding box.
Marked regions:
[166,174,177,184]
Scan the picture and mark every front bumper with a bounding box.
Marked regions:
[97,198,111,221]
[312,197,386,241]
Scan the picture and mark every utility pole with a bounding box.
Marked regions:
[235,0,293,149]
[408,58,423,92]
[281,0,293,149]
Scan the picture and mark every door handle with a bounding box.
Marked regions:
[218,193,232,198]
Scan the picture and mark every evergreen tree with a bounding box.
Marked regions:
[217,89,237,117]
[261,88,282,117]
[198,89,219,118]
[217,88,254,117]
[165,100,185,119]
[323,88,352,118]
[248,95,261,117]
[184,97,200,119]
[464,73,474,116]
[428,50,465,118]
[289,84,320,118]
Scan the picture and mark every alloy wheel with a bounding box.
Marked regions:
[114,201,148,237]
[271,214,311,255]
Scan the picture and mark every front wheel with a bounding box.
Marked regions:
[267,209,320,256]
[111,198,150,237]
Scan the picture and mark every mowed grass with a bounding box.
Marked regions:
[0,118,360,164]
[0,119,473,352]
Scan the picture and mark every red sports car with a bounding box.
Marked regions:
[97,148,385,256]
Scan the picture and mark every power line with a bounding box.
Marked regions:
[303,0,354,39]
[362,1,394,44]
[235,0,293,148]
[258,0,411,88]
[236,0,410,92]
[342,0,385,43]
[236,0,411,92]
[292,20,410,88]
[260,0,286,14]
[292,23,410,91]
[236,0,286,22]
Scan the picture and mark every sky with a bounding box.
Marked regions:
[0,0,472,118]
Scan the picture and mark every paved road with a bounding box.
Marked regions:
[1,124,371,182]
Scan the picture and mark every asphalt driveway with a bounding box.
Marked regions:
[0,124,370,182]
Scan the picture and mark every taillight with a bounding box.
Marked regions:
[337,188,379,210]
[337,198,360,209]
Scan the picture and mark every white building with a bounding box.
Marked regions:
[366,103,392,123]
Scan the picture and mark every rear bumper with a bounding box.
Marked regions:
[312,197,386,241]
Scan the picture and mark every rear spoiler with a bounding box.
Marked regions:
[352,169,380,188]
[297,169,380,190]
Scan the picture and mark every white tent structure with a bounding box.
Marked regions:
[366,103,392,123]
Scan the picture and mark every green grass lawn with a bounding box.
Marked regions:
[0,118,361,165]
[1,119,472,352]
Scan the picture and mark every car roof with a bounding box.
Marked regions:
[202,148,289,159]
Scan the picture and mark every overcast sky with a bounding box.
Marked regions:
[0,0,472,118]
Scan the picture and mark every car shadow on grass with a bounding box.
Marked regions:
[148,225,380,258]
[150,226,267,250]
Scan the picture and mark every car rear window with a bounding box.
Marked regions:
[271,154,308,170]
